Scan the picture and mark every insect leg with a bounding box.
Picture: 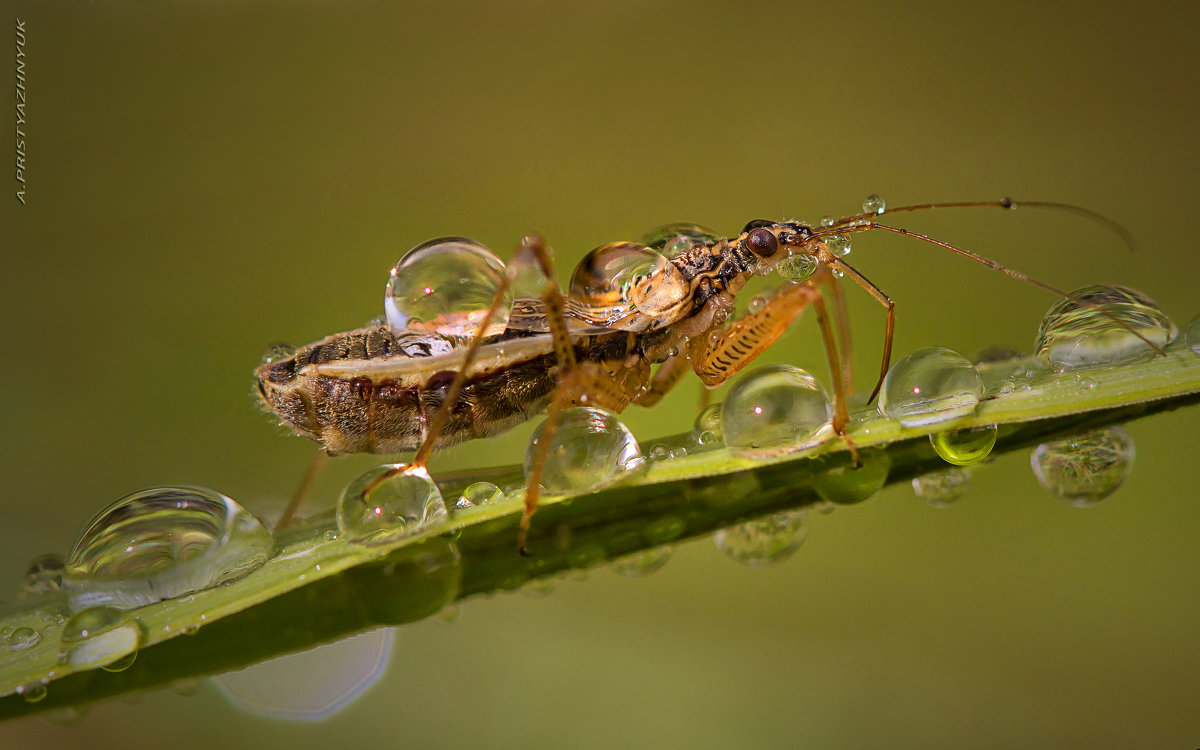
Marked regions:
[274,450,329,530]
[824,256,895,404]
[632,348,690,408]
[825,272,855,398]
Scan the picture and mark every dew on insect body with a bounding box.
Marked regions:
[337,464,447,544]
[259,343,296,366]
[691,403,723,447]
[776,253,817,282]
[22,553,65,597]
[912,468,971,507]
[722,365,833,458]
[1030,427,1134,507]
[568,242,688,329]
[454,482,505,510]
[862,194,886,215]
[824,235,852,257]
[7,627,41,651]
[524,408,645,494]
[930,424,997,466]
[58,607,142,670]
[639,222,722,257]
[1034,285,1176,371]
[612,545,674,577]
[813,449,891,505]
[820,216,834,227]
[713,509,808,567]
[878,347,984,427]
[63,486,274,612]
[384,237,513,340]
[1186,315,1200,354]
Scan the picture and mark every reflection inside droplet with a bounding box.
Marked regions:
[1030,426,1135,506]
[524,407,645,494]
[1035,284,1176,371]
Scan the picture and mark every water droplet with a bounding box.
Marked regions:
[1186,314,1200,354]
[642,515,687,545]
[824,235,852,257]
[525,407,644,494]
[259,342,296,367]
[820,215,834,227]
[1035,285,1176,371]
[63,487,274,611]
[747,295,766,314]
[612,545,674,577]
[973,345,1023,364]
[813,449,890,505]
[337,464,447,544]
[8,627,41,650]
[649,444,668,461]
[1030,427,1134,507]
[454,482,505,510]
[639,222,722,257]
[930,424,997,466]
[670,447,688,459]
[878,347,983,427]
[59,607,142,670]
[384,237,512,339]
[22,553,65,597]
[862,194,886,215]
[691,403,723,446]
[568,242,687,329]
[912,468,971,507]
[722,365,832,458]
[776,253,817,282]
[18,683,47,703]
[713,509,808,567]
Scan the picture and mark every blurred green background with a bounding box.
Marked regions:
[2,0,1198,747]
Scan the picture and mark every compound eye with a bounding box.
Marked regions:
[742,219,775,234]
[746,227,779,257]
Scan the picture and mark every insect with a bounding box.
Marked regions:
[255,198,1150,553]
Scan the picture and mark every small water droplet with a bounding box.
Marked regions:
[1030,427,1134,507]
[259,342,296,366]
[18,683,47,703]
[337,464,447,544]
[1185,314,1200,354]
[59,607,142,670]
[930,424,997,466]
[878,347,984,427]
[322,530,339,543]
[63,487,274,611]
[824,235,852,257]
[691,403,723,447]
[862,194,886,215]
[722,365,833,458]
[820,215,834,227]
[569,242,687,329]
[8,627,41,650]
[524,407,645,494]
[455,482,505,510]
[776,253,817,282]
[813,449,891,505]
[713,509,808,567]
[612,545,674,577]
[669,447,688,459]
[1035,285,1176,370]
[22,553,65,597]
[912,468,971,507]
[747,295,767,314]
[385,237,512,339]
[639,222,722,257]
[649,444,668,461]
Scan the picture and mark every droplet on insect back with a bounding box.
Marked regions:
[337,464,447,543]
[569,242,687,328]
[385,237,513,340]
[611,545,674,578]
[455,482,505,510]
[259,343,296,366]
[1186,314,1200,354]
[691,403,723,447]
[59,607,142,671]
[1030,427,1134,507]
[525,407,645,494]
[713,509,808,567]
[878,347,984,427]
[813,449,890,505]
[7,627,40,651]
[824,234,852,257]
[862,194,886,215]
[723,365,832,458]
[912,468,971,507]
[22,553,65,597]
[776,253,817,282]
[930,424,998,466]
[639,222,722,257]
[63,487,274,611]
[1034,285,1176,371]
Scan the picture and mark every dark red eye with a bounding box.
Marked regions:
[746,228,778,257]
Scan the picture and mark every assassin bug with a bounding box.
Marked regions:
[256,198,1151,553]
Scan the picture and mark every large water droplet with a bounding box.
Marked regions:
[776,253,817,282]
[824,235,852,257]
[524,407,645,494]
[639,222,722,257]
[611,546,674,577]
[59,607,142,670]
[912,468,971,507]
[1035,285,1176,371]
[337,464,447,544]
[813,449,890,505]
[1030,427,1134,507]
[722,365,832,458]
[7,627,41,651]
[691,403,723,447]
[878,347,983,427]
[63,487,274,611]
[455,482,505,510]
[862,194,886,215]
[1186,314,1200,354]
[568,242,687,329]
[713,509,808,567]
[22,553,65,597]
[930,424,997,466]
[384,237,512,339]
